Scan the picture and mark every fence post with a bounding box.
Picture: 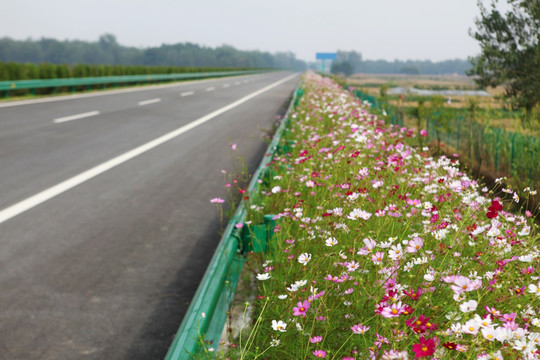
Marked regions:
[510,133,517,174]
[494,128,501,172]
[530,138,536,186]
[457,118,461,151]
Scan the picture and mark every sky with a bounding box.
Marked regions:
[1,0,498,62]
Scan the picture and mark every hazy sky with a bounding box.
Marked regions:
[1,0,494,62]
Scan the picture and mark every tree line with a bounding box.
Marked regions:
[331,50,472,75]
[0,34,307,73]
[0,34,481,78]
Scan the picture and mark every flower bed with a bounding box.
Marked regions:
[221,72,539,360]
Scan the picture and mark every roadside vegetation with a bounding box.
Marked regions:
[214,72,539,360]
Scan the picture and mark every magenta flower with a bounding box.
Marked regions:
[210,197,225,204]
[412,336,437,358]
[313,350,327,358]
[293,300,310,317]
[310,336,323,343]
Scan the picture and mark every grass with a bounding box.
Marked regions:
[212,72,539,360]
[346,73,539,136]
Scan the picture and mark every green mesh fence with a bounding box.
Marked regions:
[348,88,539,189]
[426,117,539,188]
[348,88,404,127]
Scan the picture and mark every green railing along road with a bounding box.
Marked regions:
[164,82,303,360]
[0,70,266,97]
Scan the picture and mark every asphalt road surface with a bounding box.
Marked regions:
[0,72,300,360]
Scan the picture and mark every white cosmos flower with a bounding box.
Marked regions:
[271,186,281,193]
[298,253,312,265]
[459,299,478,313]
[462,319,480,335]
[271,320,287,332]
[325,237,338,246]
[388,244,403,261]
[278,294,288,300]
[481,327,497,341]
[270,339,280,347]
[528,282,540,297]
[347,208,372,220]
[257,273,271,281]
[519,254,535,262]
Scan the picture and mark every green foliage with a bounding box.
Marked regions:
[330,61,353,76]
[336,50,363,73]
[468,0,540,120]
[0,34,307,71]
[400,65,420,75]
[357,59,472,75]
[0,61,262,81]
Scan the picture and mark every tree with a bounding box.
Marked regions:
[337,50,362,73]
[400,65,420,75]
[331,61,353,76]
[468,0,540,122]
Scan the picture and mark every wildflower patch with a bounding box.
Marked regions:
[222,73,539,359]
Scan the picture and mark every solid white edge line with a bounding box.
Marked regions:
[181,91,194,97]
[54,111,100,123]
[138,98,161,106]
[0,73,298,224]
[205,87,215,92]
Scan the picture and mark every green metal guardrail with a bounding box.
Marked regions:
[0,70,266,97]
[164,82,303,360]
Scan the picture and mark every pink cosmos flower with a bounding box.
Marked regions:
[346,261,360,272]
[374,333,389,349]
[450,275,481,294]
[310,336,323,343]
[380,302,404,318]
[372,251,385,264]
[293,300,310,317]
[406,237,423,253]
[313,350,327,358]
[358,237,377,255]
[210,197,225,204]
[351,323,370,334]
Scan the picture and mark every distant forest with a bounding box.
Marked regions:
[0,34,307,71]
[333,51,472,75]
[0,35,472,76]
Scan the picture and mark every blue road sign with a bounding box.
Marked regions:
[316,53,337,60]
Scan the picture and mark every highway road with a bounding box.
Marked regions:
[0,71,300,360]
